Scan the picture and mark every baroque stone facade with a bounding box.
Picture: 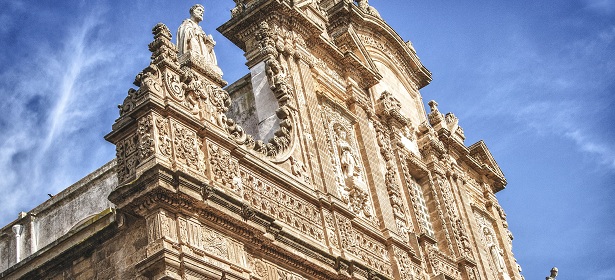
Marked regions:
[0,1,524,280]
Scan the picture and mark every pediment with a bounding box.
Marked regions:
[333,24,380,74]
[468,140,504,178]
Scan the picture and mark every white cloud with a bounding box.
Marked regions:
[565,130,615,170]
[463,24,615,172]
[582,0,615,15]
[0,5,136,225]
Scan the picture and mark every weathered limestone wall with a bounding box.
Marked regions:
[35,218,147,280]
[227,73,259,137]
[0,160,117,275]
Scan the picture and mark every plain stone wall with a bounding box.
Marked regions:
[0,160,117,273]
[44,218,147,280]
[249,61,280,141]
[227,73,260,137]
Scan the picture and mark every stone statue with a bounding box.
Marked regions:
[334,123,371,217]
[334,124,358,179]
[177,4,219,67]
[484,227,506,271]
[546,267,558,280]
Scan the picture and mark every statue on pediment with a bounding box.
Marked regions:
[177,4,221,74]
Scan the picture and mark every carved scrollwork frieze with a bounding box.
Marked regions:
[334,213,393,278]
[241,169,325,244]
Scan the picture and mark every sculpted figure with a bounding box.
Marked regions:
[334,124,358,178]
[177,4,218,65]
[484,227,506,271]
[334,124,371,217]
[546,267,558,280]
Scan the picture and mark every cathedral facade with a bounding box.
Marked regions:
[0,1,523,279]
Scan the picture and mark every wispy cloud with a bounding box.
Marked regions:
[565,130,615,169]
[582,0,615,15]
[0,4,133,225]
[465,24,615,172]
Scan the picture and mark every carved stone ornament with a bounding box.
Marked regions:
[374,121,411,237]
[96,2,523,280]
[376,91,410,127]
[355,0,381,18]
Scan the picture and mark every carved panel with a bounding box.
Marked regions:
[202,226,230,260]
[207,142,242,196]
[241,169,325,244]
[138,115,155,160]
[393,247,414,280]
[164,71,185,102]
[247,254,306,280]
[155,115,172,159]
[334,213,392,277]
[322,208,339,250]
[146,210,178,243]
[426,244,462,280]
[374,121,411,238]
[171,121,206,173]
[116,134,138,184]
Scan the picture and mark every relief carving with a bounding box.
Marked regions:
[334,124,371,218]
[334,213,392,277]
[138,115,155,160]
[290,156,310,183]
[426,244,462,280]
[475,212,509,279]
[202,227,229,260]
[208,143,242,196]
[323,209,339,249]
[241,170,324,243]
[119,64,163,116]
[393,247,413,280]
[116,134,138,183]
[155,116,172,158]
[172,122,205,172]
[374,121,411,237]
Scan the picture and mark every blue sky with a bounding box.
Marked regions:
[0,1,613,279]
